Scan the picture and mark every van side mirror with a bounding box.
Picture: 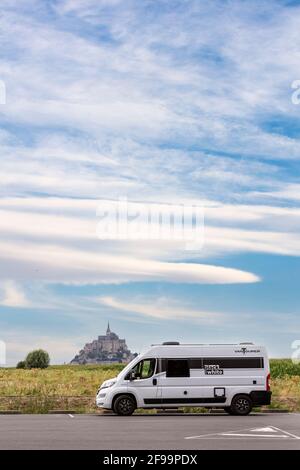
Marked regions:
[130,372,136,381]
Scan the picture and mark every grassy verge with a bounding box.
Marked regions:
[267,359,300,412]
[0,360,299,413]
[0,364,122,413]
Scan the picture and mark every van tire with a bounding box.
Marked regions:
[113,394,136,416]
[230,394,252,416]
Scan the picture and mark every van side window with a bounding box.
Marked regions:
[166,359,190,377]
[129,358,156,380]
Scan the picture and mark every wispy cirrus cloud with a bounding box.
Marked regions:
[255,184,300,202]
[0,197,299,260]
[0,237,259,285]
[0,0,300,157]
[0,0,299,211]
[99,295,225,324]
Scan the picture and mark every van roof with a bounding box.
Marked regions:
[144,343,266,357]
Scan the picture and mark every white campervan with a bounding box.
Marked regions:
[96,342,271,416]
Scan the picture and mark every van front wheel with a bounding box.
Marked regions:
[230,394,252,416]
[113,395,136,416]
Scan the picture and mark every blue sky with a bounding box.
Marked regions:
[0,0,300,364]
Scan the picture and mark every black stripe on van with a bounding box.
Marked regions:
[144,397,226,405]
[203,357,264,369]
[157,357,264,372]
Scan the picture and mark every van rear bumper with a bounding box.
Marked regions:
[250,391,272,406]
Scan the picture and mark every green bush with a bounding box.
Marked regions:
[25,349,50,369]
[16,360,26,369]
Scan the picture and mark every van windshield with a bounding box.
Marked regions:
[117,354,142,378]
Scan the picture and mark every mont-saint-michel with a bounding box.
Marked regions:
[70,323,136,365]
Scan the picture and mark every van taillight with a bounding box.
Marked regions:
[266,373,271,391]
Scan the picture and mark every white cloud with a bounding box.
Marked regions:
[2,195,300,294]
[0,281,30,307]
[5,194,300,287]
[0,0,299,224]
[0,238,259,285]
[0,0,300,160]
[256,184,300,202]
[1,197,299,259]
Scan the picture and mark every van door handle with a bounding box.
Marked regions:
[152,378,157,386]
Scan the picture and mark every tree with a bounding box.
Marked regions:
[25,349,50,369]
[16,360,26,369]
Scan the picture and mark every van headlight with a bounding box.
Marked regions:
[99,379,116,391]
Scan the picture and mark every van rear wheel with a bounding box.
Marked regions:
[113,395,136,416]
[230,394,252,416]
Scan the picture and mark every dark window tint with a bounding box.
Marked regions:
[157,358,167,373]
[189,358,203,369]
[166,359,190,377]
[203,357,264,369]
[158,358,200,372]
[158,357,264,371]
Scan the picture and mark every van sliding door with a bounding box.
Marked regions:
[158,358,225,406]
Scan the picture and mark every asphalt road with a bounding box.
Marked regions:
[0,412,300,450]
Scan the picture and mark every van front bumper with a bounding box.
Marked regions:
[96,389,115,409]
[96,395,105,407]
[250,391,272,406]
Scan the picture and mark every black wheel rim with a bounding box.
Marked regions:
[119,398,133,413]
[235,398,250,413]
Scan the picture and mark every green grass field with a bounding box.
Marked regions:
[0,360,299,413]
